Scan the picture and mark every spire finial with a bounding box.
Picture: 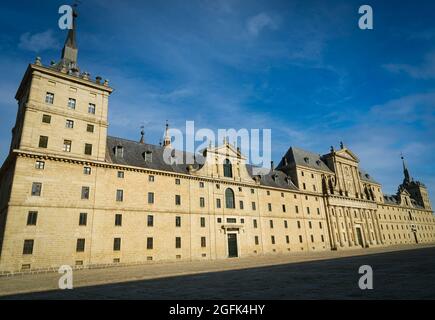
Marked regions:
[163,120,171,147]
[340,141,344,149]
[139,125,145,144]
[61,4,79,70]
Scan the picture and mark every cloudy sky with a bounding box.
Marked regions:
[0,0,434,199]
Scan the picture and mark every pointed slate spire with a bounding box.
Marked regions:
[401,153,411,184]
[61,6,79,70]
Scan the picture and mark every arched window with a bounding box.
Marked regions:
[223,159,233,178]
[225,188,235,209]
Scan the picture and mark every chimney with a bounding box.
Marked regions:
[271,160,274,172]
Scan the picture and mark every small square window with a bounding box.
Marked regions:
[83,166,91,175]
[84,143,93,155]
[175,178,180,185]
[79,212,87,226]
[149,175,155,182]
[23,239,34,255]
[217,218,222,223]
[31,182,42,196]
[251,189,255,194]
[42,114,51,124]
[86,124,94,133]
[39,136,48,148]
[68,98,76,109]
[76,239,85,252]
[63,140,72,152]
[66,119,74,129]
[27,211,38,226]
[117,171,124,178]
[45,92,54,104]
[199,181,204,188]
[88,103,96,114]
[81,186,90,200]
[35,161,45,170]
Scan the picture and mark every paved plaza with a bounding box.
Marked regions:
[1,244,435,299]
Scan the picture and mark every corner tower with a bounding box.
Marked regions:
[11,9,113,161]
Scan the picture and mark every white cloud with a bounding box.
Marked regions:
[246,13,279,37]
[384,52,435,79]
[18,30,59,52]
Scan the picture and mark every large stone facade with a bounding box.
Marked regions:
[0,14,434,274]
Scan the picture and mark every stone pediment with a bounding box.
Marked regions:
[335,148,359,162]
[209,143,246,160]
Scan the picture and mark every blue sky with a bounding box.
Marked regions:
[0,0,434,199]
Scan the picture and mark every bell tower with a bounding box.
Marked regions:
[11,8,113,161]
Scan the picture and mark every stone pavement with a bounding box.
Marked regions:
[1,244,435,299]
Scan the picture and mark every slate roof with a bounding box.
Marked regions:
[383,194,424,209]
[359,169,379,185]
[106,136,298,189]
[277,147,332,173]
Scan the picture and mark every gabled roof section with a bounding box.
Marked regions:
[209,142,245,160]
[246,165,298,190]
[277,147,332,173]
[359,169,379,185]
[334,148,360,162]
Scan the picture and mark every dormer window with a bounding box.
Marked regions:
[223,159,233,178]
[144,151,152,162]
[115,145,124,158]
[304,157,309,163]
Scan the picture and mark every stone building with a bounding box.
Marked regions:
[0,13,434,274]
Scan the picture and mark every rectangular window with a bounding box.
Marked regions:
[31,182,42,196]
[271,236,275,245]
[268,203,272,212]
[200,217,206,228]
[81,186,90,199]
[255,236,259,245]
[35,161,45,170]
[311,235,314,243]
[270,220,274,229]
[317,208,320,215]
[175,237,181,249]
[175,216,181,227]
[113,238,121,251]
[321,235,325,242]
[147,215,154,227]
[39,135,48,148]
[23,239,34,255]
[63,140,72,152]
[88,103,96,114]
[68,98,76,109]
[199,181,204,188]
[309,221,312,229]
[148,192,154,204]
[42,114,51,123]
[175,178,180,185]
[117,171,124,178]
[200,197,205,207]
[79,212,87,226]
[45,92,54,104]
[282,204,286,213]
[284,220,288,228]
[253,219,258,228]
[303,183,306,190]
[84,143,93,155]
[286,235,290,244]
[116,190,124,202]
[147,237,153,249]
[295,205,299,214]
[201,237,206,248]
[319,222,322,229]
[87,124,94,133]
[175,195,181,205]
[239,200,244,210]
[83,166,91,175]
[27,211,38,226]
[76,239,85,252]
[252,202,256,211]
[66,119,74,128]
[216,198,221,208]
[251,189,255,194]
[115,214,122,226]
[149,175,154,182]
[297,221,301,229]
[227,218,237,223]
[307,207,311,214]
[299,235,303,243]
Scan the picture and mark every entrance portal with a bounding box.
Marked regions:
[227,233,238,258]
[356,227,364,248]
